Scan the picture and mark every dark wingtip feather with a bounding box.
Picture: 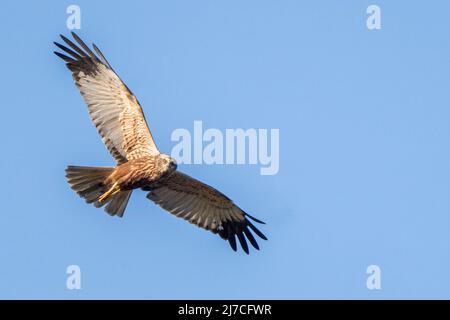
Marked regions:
[70,31,82,45]
[54,42,82,60]
[244,212,265,224]
[236,231,249,254]
[54,51,74,62]
[226,223,237,251]
[247,220,268,241]
[71,32,97,59]
[218,212,267,253]
[60,34,70,43]
[92,43,113,69]
[228,234,237,252]
[243,228,260,250]
[60,34,87,58]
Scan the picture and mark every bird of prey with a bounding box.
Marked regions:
[54,32,267,254]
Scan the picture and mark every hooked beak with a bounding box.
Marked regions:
[170,160,178,170]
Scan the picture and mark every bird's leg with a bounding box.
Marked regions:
[98,182,120,203]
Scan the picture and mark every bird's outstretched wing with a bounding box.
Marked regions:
[146,171,267,254]
[54,32,159,164]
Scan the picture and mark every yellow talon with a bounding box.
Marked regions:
[98,182,120,203]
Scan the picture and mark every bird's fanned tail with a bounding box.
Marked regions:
[65,166,132,217]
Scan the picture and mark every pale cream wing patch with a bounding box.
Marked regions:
[147,171,267,254]
[54,32,159,164]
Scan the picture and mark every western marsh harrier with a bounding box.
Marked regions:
[54,32,267,254]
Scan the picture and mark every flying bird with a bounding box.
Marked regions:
[54,32,267,254]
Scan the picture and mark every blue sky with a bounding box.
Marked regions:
[0,0,449,299]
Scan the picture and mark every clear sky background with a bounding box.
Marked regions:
[0,0,449,299]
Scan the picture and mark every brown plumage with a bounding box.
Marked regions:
[55,32,267,254]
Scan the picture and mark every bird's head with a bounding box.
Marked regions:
[160,154,178,172]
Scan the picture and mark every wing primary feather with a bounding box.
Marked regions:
[236,230,249,254]
[247,220,268,240]
[54,51,75,62]
[60,34,87,57]
[244,212,265,224]
[71,32,98,61]
[92,43,113,69]
[243,227,260,250]
[54,42,82,60]
[228,236,237,252]
[227,224,237,251]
